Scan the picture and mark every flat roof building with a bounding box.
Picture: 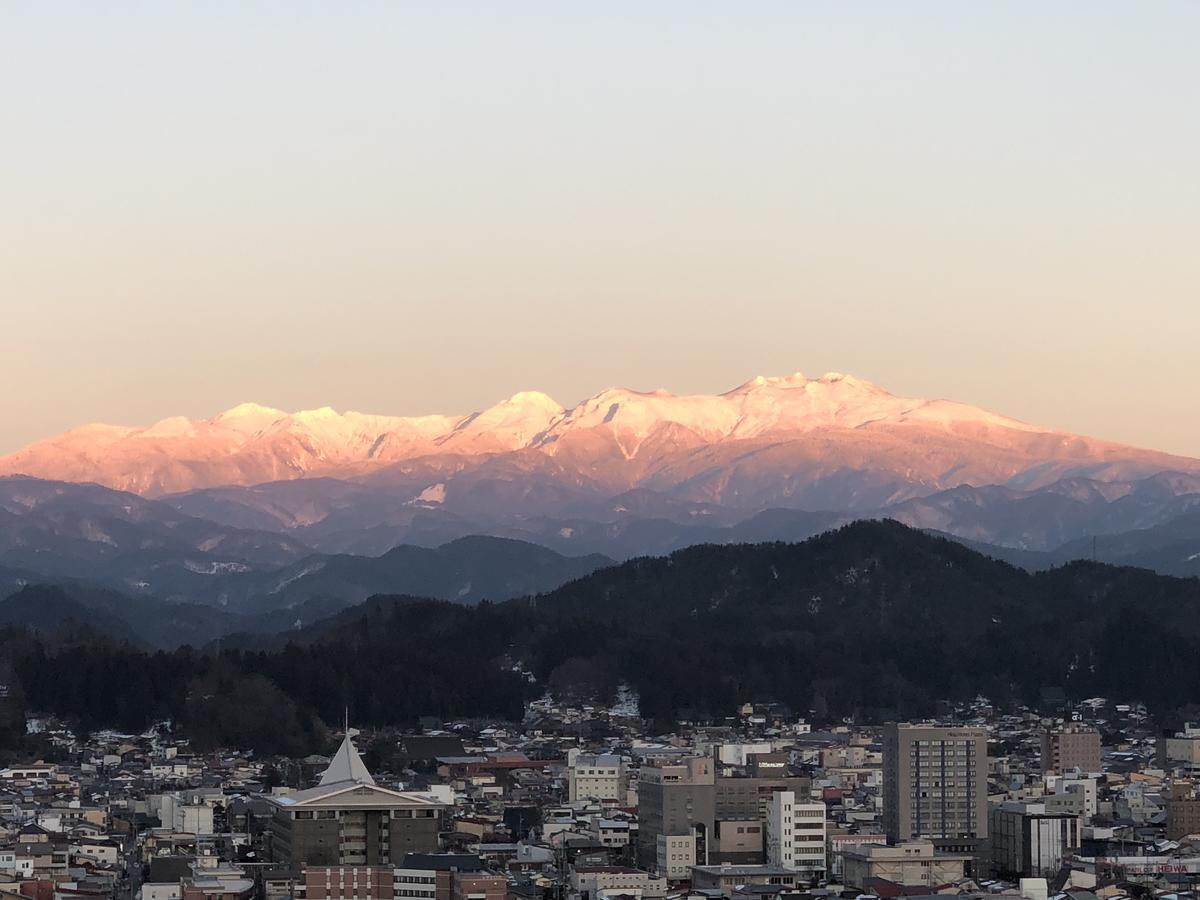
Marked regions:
[840,840,972,891]
[638,757,715,875]
[989,801,1081,879]
[764,792,825,882]
[1041,727,1101,776]
[882,724,988,849]
[690,865,798,896]
[568,752,627,803]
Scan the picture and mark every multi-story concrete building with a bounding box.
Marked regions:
[390,865,436,900]
[637,757,715,874]
[151,790,220,835]
[882,724,988,850]
[747,752,790,776]
[713,743,775,767]
[1166,782,1200,841]
[568,752,627,803]
[300,865,396,900]
[390,855,506,900]
[1043,776,1097,821]
[1162,726,1200,775]
[840,841,971,890]
[707,771,811,865]
[656,835,696,881]
[821,746,870,770]
[764,792,825,882]
[715,774,813,822]
[590,818,632,848]
[828,834,887,879]
[988,801,1081,878]
[1040,727,1102,775]
[268,731,448,870]
[689,865,799,896]
[711,820,763,865]
[570,867,667,900]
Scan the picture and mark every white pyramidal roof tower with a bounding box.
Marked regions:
[319,727,376,787]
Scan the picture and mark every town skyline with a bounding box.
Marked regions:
[2,6,1199,900]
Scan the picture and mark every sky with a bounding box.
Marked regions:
[1,2,1197,456]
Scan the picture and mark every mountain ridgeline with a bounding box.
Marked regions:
[4,370,1200,615]
[0,533,614,649]
[3,521,1200,754]
[5,470,1200,636]
[12,372,1197,500]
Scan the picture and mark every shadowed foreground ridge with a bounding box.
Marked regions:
[2,520,1199,753]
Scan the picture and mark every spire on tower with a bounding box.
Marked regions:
[319,722,376,787]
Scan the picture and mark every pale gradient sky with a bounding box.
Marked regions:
[1,2,1197,457]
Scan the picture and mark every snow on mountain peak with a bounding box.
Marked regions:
[730,371,814,394]
[217,401,284,419]
[504,390,561,409]
[730,371,876,395]
[438,390,566,450]
[212,402,286,435]
[773,370,811,386]
[139,416,197,439]
[295,406,339,421]
[0,368,1100,495]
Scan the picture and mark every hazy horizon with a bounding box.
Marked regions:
[3,3,1198,457]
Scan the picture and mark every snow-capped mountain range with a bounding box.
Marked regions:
[5,370,1200,620]
[2,371,1197,507]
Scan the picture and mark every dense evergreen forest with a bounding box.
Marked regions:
[2,521,1199,756]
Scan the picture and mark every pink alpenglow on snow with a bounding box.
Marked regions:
[0,371,1196,504]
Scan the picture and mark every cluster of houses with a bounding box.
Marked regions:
[4,696,1200,900]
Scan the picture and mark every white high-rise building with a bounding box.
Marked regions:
[766,791,826,882]
[1043,775,1098,821]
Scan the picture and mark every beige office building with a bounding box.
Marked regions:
[883,724,988,846]
[568,752,628,802]
[841,840,971,890]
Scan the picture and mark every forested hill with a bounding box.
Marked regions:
[4,520,1200,756]
[281,520,1200,722]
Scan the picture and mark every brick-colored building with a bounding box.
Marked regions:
[450,872,506,900]
[1166,782,1200,841]
[302,867,394,900]
[395,855,506,900]
[1041,727,1102,776]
